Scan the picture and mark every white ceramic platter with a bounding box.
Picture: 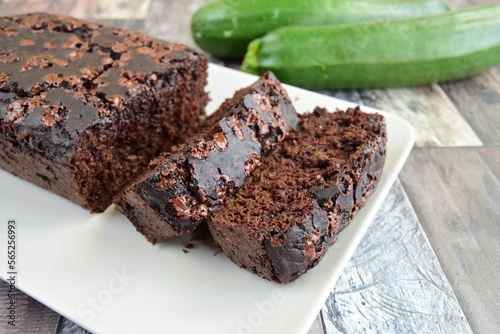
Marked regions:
[0,64,415,334]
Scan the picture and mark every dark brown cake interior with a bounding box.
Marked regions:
[214,108,382,234]
[209,107,387,283]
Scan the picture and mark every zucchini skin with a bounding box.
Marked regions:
[191,0,451,59]
[241,6,500,90]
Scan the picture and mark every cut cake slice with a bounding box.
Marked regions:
[208,107,387,283]
[116,72,299,244]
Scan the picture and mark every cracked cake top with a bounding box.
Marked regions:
[0,12,200,161]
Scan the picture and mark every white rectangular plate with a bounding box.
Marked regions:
[0,64,415,334]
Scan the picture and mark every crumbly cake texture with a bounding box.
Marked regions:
[208,107,387,283]
[0,13,208,212]
[116,72,299,244]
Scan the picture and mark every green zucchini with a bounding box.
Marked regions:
[191,0,451,59]
[241,5,500,90]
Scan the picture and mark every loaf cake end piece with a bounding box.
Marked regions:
[0,13,208,212]
[208,107,387,283]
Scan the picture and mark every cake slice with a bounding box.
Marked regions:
[116,72,299,244]
[0,13,208,212]
[208,107,387,283]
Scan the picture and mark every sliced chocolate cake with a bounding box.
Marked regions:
[208,107,387,283]
[116,72,299,244]
[0,13,208,212]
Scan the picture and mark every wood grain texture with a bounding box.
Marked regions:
[66,0,100,19]
[448,0,477,9]
[0,280,59,333]
[0,0,497,334]
[140,0,199,46]
[0,0,99,17]
[358,85,483,147]
[445,0,497,9]
[316,90,364,106]
[0,0,50,15]
[478,147,500,180]
[56,317,91,334]
[399,148,500,334]
[306,314,325,334]
[440,67,500,145]
[91,0,151,20]
[321,180,472,334]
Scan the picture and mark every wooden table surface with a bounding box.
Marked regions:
[0,0,498,333]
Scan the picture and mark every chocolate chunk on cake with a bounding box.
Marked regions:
[116,72,299,244]
[208,107,387,283]
[0,13,208,212]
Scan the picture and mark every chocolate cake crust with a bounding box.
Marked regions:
[116,72,299,244]
[0,13,208,212]
[208,107,387,283]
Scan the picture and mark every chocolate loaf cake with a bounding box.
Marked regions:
[208,107,387,283]
[116,72,299,244]
[0,13,208,212]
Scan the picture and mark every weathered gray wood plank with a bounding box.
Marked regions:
[399,148,500,334]
[478,147,500,180]
[0,0,100,17]
[0,279,60,333]
[321,180,472,334]
[447,0,477,9]
[56,317,91,334]
[0,1,495,334]
[469,0,499,6]
[358,85,482,147]
[316,90,364,106]
[0,0,49,16]
[440,67,500,145]
[444,0,495,10]
[306,314,325,334]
